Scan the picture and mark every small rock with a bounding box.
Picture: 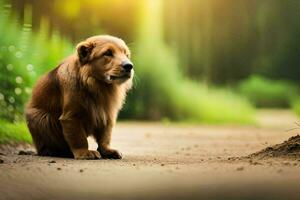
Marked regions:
[133,163,136,166]
[49,160,56,164]
[57,167,62,170]
[267,161,273,166]
[283,161,290,166]
[79,169,84,173]
[236,166,244,171]
[0,152,5,155]
[252,161,262,165]
[0,159,4,164]
[266,147,274,151]
[161,163,165,166]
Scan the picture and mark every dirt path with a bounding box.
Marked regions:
[1,110,300,200]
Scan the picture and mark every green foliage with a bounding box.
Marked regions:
[0,120,32,143]
[122,41,255,124]
[165,0,300,84]
[0,2,72,121]
[238,75,298,108]
[121,0,255,124]
[291,98,300,116]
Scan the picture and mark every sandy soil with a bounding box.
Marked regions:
[0,110,300,200]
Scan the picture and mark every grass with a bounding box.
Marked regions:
[0,120,32,144]
[238,75,298,108]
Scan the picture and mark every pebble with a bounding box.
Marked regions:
[161,163,165,166]
[236,166,244,171]
[79,169,84,173]
[57,167,62,170]
[49,160,56,164]
[0,159,4,164]
[283,161,290,166]
[252,161,262,165]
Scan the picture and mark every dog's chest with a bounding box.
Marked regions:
[84,91,120,129]
[85,97,109,129]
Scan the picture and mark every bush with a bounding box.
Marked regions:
[291,98,300,116]
[121,41,255,124]
[0,2,72,121]
[238,75,298,108]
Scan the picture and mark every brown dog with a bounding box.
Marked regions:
[25,35,133,159]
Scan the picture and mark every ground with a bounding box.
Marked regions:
[0,110,300,200]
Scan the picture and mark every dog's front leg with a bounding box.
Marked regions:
[60,116,100,159]
[96,121,122,159]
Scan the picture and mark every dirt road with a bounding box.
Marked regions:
[0,110,300,200]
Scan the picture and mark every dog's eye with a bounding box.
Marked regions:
[103,49,113,57]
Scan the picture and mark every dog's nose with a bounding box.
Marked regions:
[122,61,133,72]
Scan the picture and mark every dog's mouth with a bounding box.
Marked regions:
[109,73,131,81]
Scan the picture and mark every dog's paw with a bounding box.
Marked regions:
[73,149,100,160]
[98,148,122,159]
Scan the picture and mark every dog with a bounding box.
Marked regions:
[25,35,133,159]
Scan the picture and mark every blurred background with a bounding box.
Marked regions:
[0,0,300,142]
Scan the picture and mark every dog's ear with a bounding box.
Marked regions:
[76,41,94,65]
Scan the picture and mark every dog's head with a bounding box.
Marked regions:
[76,35,133,85]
